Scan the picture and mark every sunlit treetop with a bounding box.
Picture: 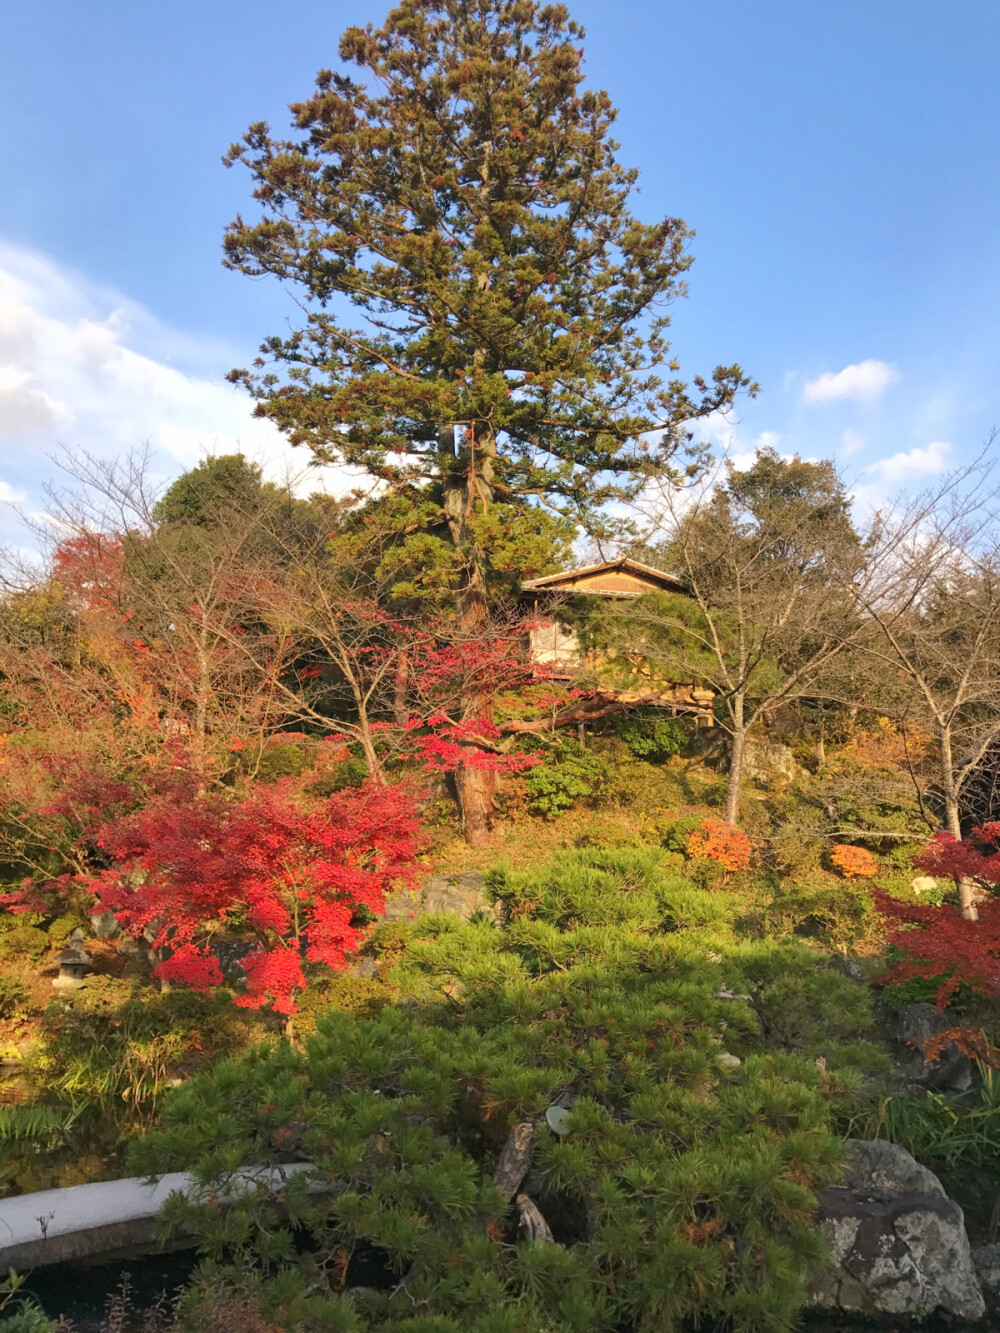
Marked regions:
[223,0,755,553]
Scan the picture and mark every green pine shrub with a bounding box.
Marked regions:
[253,740,309,783]
[525,740,610,818]
[0,926,48,964]
[45,915,79,947]
[612,710,690,762]
[750,869,877,953]
[0,977,28,1019]
[657,810,712,855]
[132,847,880,1333]
[686,856,728,890]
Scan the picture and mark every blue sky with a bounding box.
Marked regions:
[2,0,999,541]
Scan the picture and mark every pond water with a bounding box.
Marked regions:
[19,1248,198,1331]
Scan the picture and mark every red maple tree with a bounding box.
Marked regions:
[879,823,1000,1005]
[83,775,421,1013]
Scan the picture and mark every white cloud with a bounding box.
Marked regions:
[0,482,25,506]
[865,440,951,485]
[840,428,865,458]
[754,430,782,451]
[803,359,898,403]
[0,243,361,542]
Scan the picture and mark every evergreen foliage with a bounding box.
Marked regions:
[133,848,878,1333]
[613,710,689,763]
[223,0,753,570]
[523,739,608,818]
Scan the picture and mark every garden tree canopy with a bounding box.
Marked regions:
[223,0,755,839]
[3,450,303,785]
[587,449,865,823]
[845,458,1000,918]
[153,454,277,527]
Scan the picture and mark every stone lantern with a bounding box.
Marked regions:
[53,928,92,990]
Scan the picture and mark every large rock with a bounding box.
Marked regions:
[894,1002,974,1093]
[973,1243,1000,1317]
[384,871,496,923]
[810,1140,984,1321]
[742,739,801,789]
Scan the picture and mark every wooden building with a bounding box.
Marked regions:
[521,558,715,725]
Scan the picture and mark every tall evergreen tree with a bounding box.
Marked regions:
[223,0,754,840]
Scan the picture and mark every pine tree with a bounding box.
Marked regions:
[222,0,754,841]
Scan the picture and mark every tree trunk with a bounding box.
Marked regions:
[356,710,384,786]
[394,648,409,727]
[442,422,498,845]
[192,637,211,794]
[724,698,747,826]
[941,725,978,920]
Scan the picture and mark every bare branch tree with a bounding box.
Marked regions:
[602,448,869,823]
[846,450,1000,917]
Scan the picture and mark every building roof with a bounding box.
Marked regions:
[521,558,687,598]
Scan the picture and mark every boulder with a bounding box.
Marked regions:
[810,1140,984,1321]
[973,1243,1000,1316]
[384,871,497,923]
[742,740,801,789]
[828,955,867,986]
[894,1002,974,1094]
[346,956,379,981]
[91,909,120,940]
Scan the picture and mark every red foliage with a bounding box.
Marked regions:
[52,533,125,613]
[397,626,553,776]
[407,716,542,774]
[879,823,1000,1006]
[84,778,422,1013]
[687,819,751,873]
[877,890,1000,1006]
[914,824,1000,885]
[830,844,879,880]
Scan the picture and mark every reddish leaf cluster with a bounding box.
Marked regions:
[406,715,542,773]
[877,890,1000,1006]
[84,778,421,1013]
[830,843,879,880]
[687,818,751,873]
[879,822,1000,1006]
[914,824,1000,885]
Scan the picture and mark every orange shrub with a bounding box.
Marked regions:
[830,843,879,880]
[687,818,752,873]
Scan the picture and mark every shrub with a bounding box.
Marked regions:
[0,978,28,1020]
[759,869,876,953]
[0,1303,57,1333]
[658,810,713,855]
[253,739,308,783]
[525,740,609,818]
[613,710,689,762]
[0,927,48,964]
[46,915,78,946]
[305,753,369,795]
[82,778,421,1013]
[687,855,728,890]
[877,891,1000,1006]
[688,818,752,872]
[132,846,879,1333]
[829,843,879,880]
